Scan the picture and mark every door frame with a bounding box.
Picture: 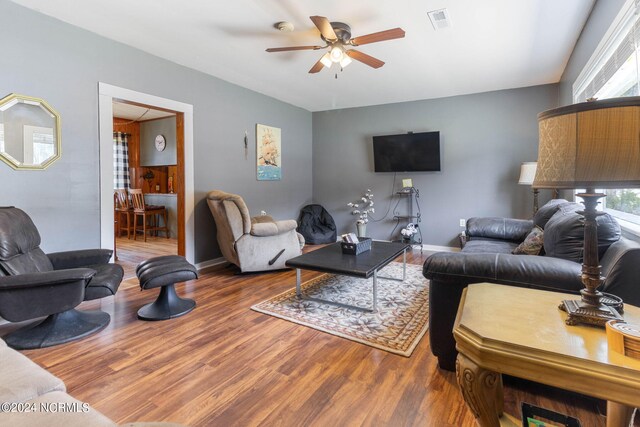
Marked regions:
[98,82,195,263]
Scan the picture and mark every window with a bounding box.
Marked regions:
[23,125,54,165]
[573,0,640,235]
[31,130,55,165]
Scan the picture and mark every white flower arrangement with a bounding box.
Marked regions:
[347,189,375,225]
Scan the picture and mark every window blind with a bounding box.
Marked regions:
[575,18,640,103]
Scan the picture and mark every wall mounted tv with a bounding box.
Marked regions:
[372,131,441,172]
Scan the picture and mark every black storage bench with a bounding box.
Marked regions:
[136,255,198,321]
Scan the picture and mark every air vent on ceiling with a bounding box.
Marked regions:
[427,8,451,30]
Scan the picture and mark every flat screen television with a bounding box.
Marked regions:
[372,131,441,172]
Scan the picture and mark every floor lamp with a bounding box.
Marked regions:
[518,162,538,216]
[534,96,640,327]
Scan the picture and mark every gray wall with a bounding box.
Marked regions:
[2,0,615,259]
[0,0,313,263]
[558,0,626,105]
[140,116,177,166]
[312,85,558,247]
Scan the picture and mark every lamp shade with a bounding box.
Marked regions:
[518,162,537,185]
[533,96,640,189]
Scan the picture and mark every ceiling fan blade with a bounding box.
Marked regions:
[310,16,338,42]
[350,28,405,46]
[266,45,324,52]
[308,58,325,74]
[346,50,385,69]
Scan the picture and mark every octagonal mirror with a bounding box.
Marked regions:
[0,93,61,170]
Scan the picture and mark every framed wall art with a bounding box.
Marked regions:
[256,124,281,181]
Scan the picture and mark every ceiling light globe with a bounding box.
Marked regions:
[330,46,343,63]
[319,52,332,68]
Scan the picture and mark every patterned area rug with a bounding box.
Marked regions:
[251,262,429,357]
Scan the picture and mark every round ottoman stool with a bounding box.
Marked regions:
[136,255,198,320]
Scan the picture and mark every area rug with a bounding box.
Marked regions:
[251,262,429,357]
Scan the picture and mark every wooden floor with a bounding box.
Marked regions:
[1,248,633,426]
[115,235,178,281]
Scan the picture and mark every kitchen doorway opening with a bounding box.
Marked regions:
[112,101,181,279]
[98,83,195,279]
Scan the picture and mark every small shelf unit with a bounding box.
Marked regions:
[392,187,423,248]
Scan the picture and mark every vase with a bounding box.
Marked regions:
[356,223,366,238]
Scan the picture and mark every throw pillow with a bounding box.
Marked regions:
[533,199,582,229]
[512,226,544,255]
[543,209,621,263]
[533,199,567,229]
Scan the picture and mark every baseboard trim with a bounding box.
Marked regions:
[158,247,459,274]
[418,244,460,252]
[370,239,460,252]
[195,257,228,273]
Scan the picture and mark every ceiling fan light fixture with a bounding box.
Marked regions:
[330,45,344,63]
[266,16,405,74]
[320,52,332,68]
[339,54,352,68]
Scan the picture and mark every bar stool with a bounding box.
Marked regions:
[114,189,134,239]
[129,189,169,241]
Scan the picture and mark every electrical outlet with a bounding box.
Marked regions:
[459,219,466,227]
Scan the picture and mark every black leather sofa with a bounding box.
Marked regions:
[423,199,640,371]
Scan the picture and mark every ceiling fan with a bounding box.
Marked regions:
[266,16,405,74]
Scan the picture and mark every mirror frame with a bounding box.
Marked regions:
[0,93,62,170]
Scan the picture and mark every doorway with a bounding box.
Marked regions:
[98,83,195,268]
[112,101,180,278]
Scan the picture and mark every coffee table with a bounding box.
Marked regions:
[285,241,409,312]
[454,283,640,427]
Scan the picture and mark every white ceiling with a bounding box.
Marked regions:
[12,0,595,112]
[112,102,175,121]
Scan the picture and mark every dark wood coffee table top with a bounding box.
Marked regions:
[286,241,410,278]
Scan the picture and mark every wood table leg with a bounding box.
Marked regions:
[495,373,504,416]
[164,209,169,239]
[606,401,635,427]
[456,353,503,427]
[126,212,131,239]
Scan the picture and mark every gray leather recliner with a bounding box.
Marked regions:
[206,190,304,272]
[0,207,123,349]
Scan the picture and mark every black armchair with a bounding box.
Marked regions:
[47,248,122,300]
[0,207,124,349]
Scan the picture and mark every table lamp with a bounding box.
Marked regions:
[534,96,640,326]
[518,162,538,215]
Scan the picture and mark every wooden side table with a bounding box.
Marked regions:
[453,283,640,427]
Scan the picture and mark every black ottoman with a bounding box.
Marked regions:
[136,255,198,321]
